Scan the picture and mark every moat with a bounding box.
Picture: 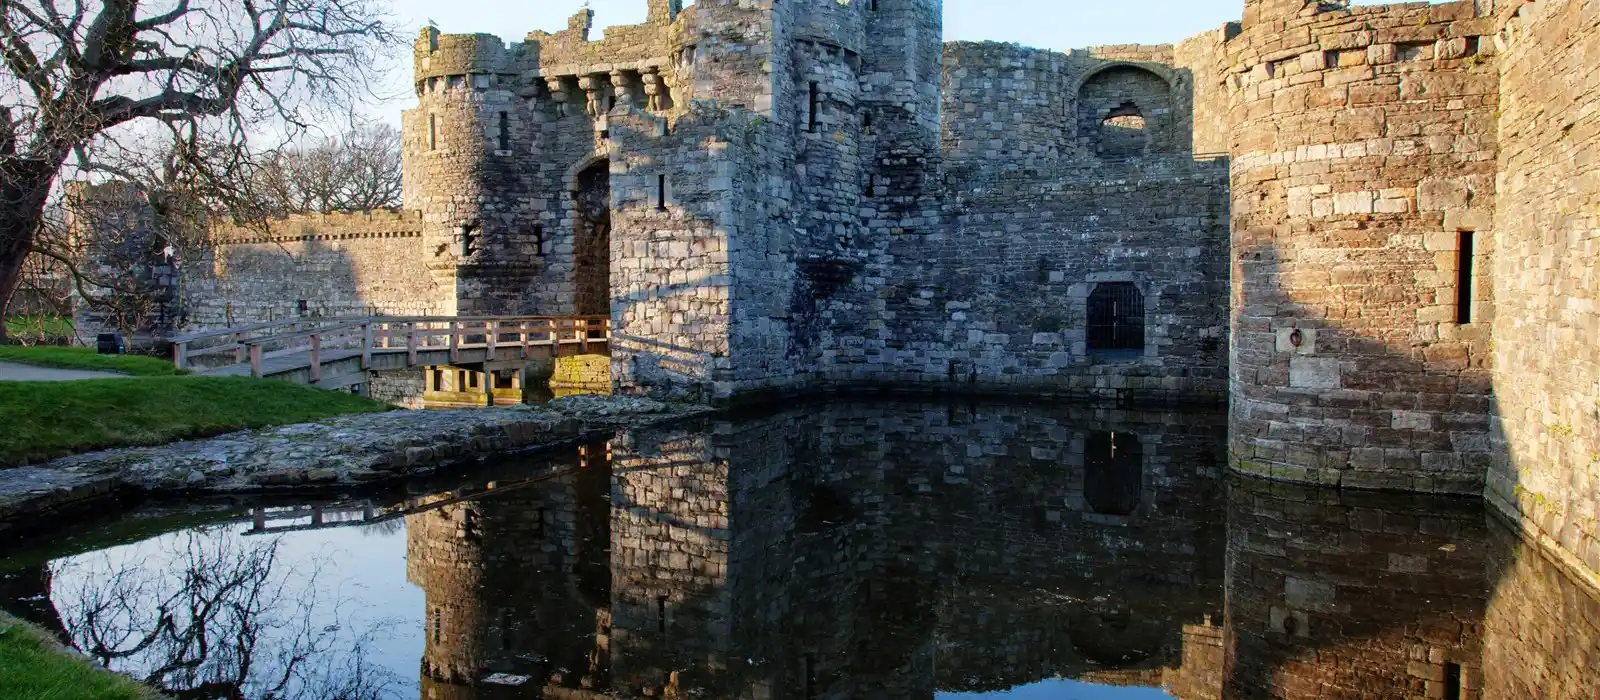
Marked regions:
[1,399,1595,699]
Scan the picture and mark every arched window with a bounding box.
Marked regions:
[1084,430,1142,516]
[1077,65,1172,159]
[1087,282,1145,356]
[1099,102,1148,158]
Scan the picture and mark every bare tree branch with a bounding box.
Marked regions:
[0,0,399,340]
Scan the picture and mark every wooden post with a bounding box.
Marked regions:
[580,318,590,354]
[233,332,246,363]
[449,321,461,363]
[407,327,419,366]
[174,341,188,370]
[520,320,530,359]
[361,323,373,369]
[486,320,497,357]
[249,344,263,378]
[309,334,322,382]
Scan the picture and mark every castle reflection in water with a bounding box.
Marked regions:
[397,400,1598,700]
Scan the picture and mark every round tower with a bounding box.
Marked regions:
[1225,0,1498,491]
[402,28,528,315]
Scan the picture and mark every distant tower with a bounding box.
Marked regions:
[403,28,532,315]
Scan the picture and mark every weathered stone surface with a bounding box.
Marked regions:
[0,396,705,529]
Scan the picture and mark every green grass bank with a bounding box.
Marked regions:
[0,346,185,377]
[0,614,162,700]
[0,376,393,466]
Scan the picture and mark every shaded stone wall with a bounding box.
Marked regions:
[1225,0,1500,493]
[808,42,1230,401]
[1486,0,1600,587]
[182,211,442,327]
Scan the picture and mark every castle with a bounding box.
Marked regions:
[70,0,1598,588]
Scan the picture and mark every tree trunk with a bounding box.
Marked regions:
[0,161,62,343]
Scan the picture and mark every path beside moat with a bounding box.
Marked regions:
[0,395,709,537]
[0,361,127,381]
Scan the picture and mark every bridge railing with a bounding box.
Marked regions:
[172,315,610,379]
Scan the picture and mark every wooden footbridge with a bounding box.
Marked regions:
[171,315,610,389]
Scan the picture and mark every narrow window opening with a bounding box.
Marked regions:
[432,368,444,391]
[428,114,438,151]
[1456,231,1475,324]
[500,610,514,651]
[1444,662,1463,700]
[599,129,610,141]
[657,174,668,211]
[432,608,442,643]
[533,224,546,257]
[871,0,879,10]
[863,111,873,135]
[296,299,309,316]
[497,111,510,151]
[656,596,668,633]
[808,82,820,133]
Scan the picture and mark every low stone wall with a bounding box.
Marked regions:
[183,210,446,328]
[551,354,611,392]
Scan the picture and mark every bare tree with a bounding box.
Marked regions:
[252,120,402,216]
[51,530,403,700]
[0,0,398,341]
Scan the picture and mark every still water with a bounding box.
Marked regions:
[2,400,1596,699]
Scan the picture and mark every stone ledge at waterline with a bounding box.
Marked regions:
[0,395,706,534]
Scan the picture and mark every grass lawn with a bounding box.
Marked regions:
[0,615,160,700]
[0,376,393,466]
[0,346,185,377]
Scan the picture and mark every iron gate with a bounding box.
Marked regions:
[1087,282,1146,352]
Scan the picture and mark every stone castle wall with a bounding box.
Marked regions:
[799,42,1234,401]
[182,211,443,327]
[62,0,1600,592]
[1225,0,1501,494]
[1485,0,1600,587]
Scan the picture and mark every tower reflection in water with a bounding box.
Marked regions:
[396,399,1597,699]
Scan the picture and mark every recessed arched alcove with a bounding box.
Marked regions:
[1077,65,1173,159]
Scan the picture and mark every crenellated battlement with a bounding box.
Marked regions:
[211,209,426,245]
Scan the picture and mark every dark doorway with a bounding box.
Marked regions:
[1087,282,1145,358]
[1085,430,1142,516]
[573,160,612,318]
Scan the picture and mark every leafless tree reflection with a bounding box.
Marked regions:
[49,529,403,700]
